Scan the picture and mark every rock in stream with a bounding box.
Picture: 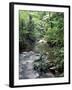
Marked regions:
[19,51,55,79]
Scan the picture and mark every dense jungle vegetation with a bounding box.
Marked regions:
[19,10,64,78]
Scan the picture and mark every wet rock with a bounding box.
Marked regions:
[22,52,28,54]
[39,71,55,78]
[49,67,56,74]
[45,72,55,77]
[50,66,56,70]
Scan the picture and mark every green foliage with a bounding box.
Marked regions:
[33,55,49,74]
[19,11,36,52]
[19,10,64,76]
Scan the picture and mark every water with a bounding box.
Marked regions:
[19,51,55,79]
[19,51,40,79]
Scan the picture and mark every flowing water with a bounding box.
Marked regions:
[19,51,40,79]
[19,51,55,79]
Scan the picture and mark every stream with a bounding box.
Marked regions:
[19,51,55,79]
